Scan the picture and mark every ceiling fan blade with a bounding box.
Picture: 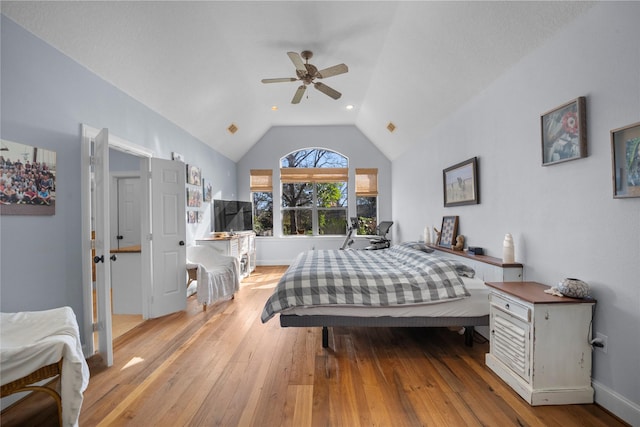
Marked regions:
[291,85,306,104]
[261,78,297,84]
[317,64,348,79]
[287,52,307,74]
[313,82,341,100]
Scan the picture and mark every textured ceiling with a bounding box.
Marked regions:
[1,1,594,162]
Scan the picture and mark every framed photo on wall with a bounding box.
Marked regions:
[541,96,587,165]
[443,157,478,207]
[186,164,201,185]
[0,139,57,216]
[611,121,640,198]
[437,215,459,248]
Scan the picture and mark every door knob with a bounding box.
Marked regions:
[110,254,117,262]
[179,241,185,246]
[116,235,123,240]
[94,255,104,263]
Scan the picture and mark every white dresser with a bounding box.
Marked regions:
[485,281,595,405]
[196,231,256,279]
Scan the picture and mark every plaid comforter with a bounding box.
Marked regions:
[261,244,474,322]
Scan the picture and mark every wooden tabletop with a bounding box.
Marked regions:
[110,245,141,253]
[485,281,595,304]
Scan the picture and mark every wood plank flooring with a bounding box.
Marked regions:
[1,266,628,426]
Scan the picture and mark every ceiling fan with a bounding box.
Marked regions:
[261,50,348,104]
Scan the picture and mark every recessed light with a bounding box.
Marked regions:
[346,105,354,110]
[271,105,278,111]
[387,122,396,133]
[227,123,238,134]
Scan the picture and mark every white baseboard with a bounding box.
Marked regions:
[593,380,640,426]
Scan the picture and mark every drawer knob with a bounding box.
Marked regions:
[505,303,510,310]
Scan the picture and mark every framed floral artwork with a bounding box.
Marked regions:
[611,121,640,198]
[541,97,587,166]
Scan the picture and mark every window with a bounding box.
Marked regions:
[355,168,378,235]
[281,149,348,236]
[250,169,273,236]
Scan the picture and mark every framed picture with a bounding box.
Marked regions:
[187,187,202,207]
[186,164,201,185]
[203,179,212,202]
[437,215,459,248]
[443,157,478,207]
[541,96,587,165]
[611,121,640,198]
[0,139,57,216]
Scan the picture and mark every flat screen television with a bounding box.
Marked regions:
[213,199,253,232]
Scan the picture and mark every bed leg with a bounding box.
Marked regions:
[322,326,329,348]
[464,326,474,347]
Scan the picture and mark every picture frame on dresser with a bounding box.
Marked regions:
[443,157,478,207]
[611,121,640,198]
[437,215,458,248]
[541,96,587,166]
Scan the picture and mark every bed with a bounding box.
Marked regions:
[0,306,90,427]
[261,242,489,348]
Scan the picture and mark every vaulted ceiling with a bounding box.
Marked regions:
[1,1,594,162]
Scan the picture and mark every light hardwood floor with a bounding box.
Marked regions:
[1,266,627,426]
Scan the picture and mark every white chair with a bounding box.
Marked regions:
[186,245,240,311]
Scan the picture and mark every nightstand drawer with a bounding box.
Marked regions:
[490,292,530,322]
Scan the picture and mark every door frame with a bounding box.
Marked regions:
[81,124,153,358]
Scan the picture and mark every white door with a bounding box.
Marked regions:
[117,177,141,249]
[149,158,186,318]
[93,129,114,366]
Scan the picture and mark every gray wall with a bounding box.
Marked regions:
[237,125,392,264]
[0,15,236,327]
[392,3,639,422]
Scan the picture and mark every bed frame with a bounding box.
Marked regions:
[280,314,489,348]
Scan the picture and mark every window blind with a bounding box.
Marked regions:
[355,168,378,196]
[280,167,348,183]
[250,169,273,192]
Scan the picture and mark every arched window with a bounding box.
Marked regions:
[280,148,348,236]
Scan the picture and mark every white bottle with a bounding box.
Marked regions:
[424,226,431,244]
[503,233,515,263]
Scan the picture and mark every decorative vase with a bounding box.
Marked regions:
[424,226,431,244]
[503,233,515,263]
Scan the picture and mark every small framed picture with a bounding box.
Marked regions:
[611,121,640,198]
[541,96,587,165]
[443,157,478,207]
[203,180,212,202]
[186,164,201,185]
[437,215,459,248]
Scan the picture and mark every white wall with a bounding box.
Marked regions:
[237,125,392,265]
[392,3,639,423]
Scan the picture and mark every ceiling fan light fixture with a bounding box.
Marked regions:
[387,122,396,133]
[261,50,348,104]
[227,123,238,135]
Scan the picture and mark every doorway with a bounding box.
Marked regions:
[109,150,144,339]
[81,125,187,366]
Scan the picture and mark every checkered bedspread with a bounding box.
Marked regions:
[261,244,473,322]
